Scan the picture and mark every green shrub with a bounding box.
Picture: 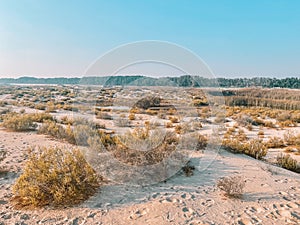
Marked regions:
[12,146,101,208]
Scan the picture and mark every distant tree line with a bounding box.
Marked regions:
[0,75,299,89]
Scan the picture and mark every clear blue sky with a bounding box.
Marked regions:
[0,0,299,78]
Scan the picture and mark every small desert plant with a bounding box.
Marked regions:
[34,104,46,110]
[244,139,268,159]
[73,124,98,146]
[96,112,112,120]
[133,96,161,109]
[217,175,245,198]
[214,113,225,123]
[197,134,208,150]
[175,125,182,134]
[276,153,298,172]
[169,116,179,123]
[38,121,76,144]
[30,113,54,123]
[246,124,253,131]
[284,131,300,146]
[222,138,267,159]
[2,113,37,131]
[111,130,178,166]
[0,149,7,173]
[266,136,285,148]
[165,122,173,128]
[128,113,135,120]
[114,117,130,127]
[12,146,101,208]
[182,161,195,177]
[258,130,264,138]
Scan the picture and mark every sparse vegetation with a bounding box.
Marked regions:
[11,146,101,208]
[217,175,245,198]
[2,113,37,131]
[276,153,299,172]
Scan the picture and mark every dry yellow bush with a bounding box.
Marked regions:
[12,146,100,208]
[277,153,298,172]
[2,113,37,131]
[266,136,285,148]
[128,113,136,120]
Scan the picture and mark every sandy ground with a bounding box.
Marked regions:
[1,129,300,225]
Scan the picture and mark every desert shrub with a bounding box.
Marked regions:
[0,101,7,107]
[277,112,291,122]
[246,124,253,131]
[0,107,11,115]
[284,131,300,146]
[244,139,268,159]
[111,130,178,166]
[38,121,75,144]
[95,112,112,120]
[222,138,267,159]
[145,109,158,115]
[258,130,264,138]
[237,129,248,141]
[2,113,37,131]
[133,96,161,109]
[144,120,161,130]
[175,125,182,134]
[34,104,46,110]
[129,107,140,114]
[214,113,225,123]
[279,120,296,127]
[114,117,130,127]
[59,115,74,125]
[11,146,100,208]
[167,108,177,115]
[217,175,245,198]
[191,120,202,130]
[30,113,54,123]
[73,124,98,146]
[165,122,173,128]
[266,136,285,148]
[0,149,7,172]
[196,134,208,150]
[276,153,298,172]
[128,113,135,120]
[236,114,254,127]
[182,161,195,177]
[291,113,300,123]
[222,138,244,153]
[157,111,167,119]
[45,101,56,113]
[284,146,296,153]
[169,116,179,123]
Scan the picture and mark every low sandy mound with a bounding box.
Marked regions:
[0,129,300,225]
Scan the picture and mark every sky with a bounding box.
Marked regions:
[0,0,300,78]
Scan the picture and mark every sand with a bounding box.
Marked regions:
[1,128,300,225]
